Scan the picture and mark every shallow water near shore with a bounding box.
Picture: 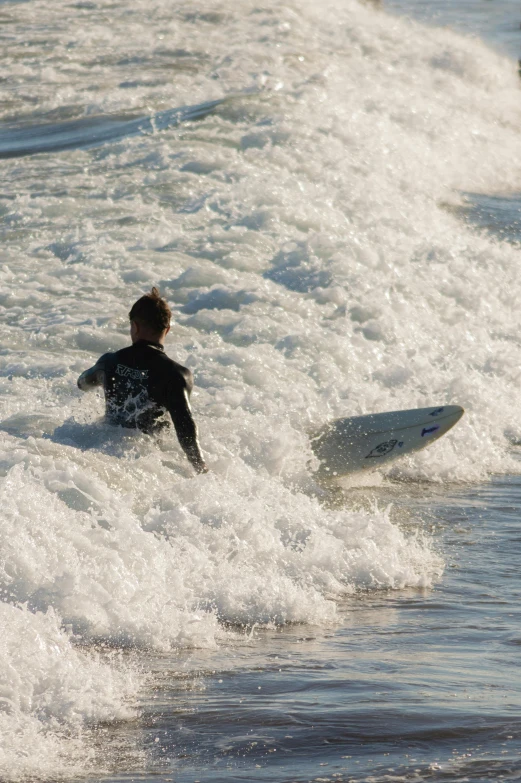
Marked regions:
[2,0,521,780]
[79,472,521,783]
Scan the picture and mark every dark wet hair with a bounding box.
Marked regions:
[129,287,171,333]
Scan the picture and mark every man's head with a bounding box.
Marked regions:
[129,287,172,344]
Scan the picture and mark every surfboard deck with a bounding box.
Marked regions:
[310,405,464,478]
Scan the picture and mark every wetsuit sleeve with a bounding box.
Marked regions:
[77,353,110,391]
[166,374,208,474]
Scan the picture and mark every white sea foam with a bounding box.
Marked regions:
[0,602,140,781]
[0,444,440,640]
[1,0,521,776]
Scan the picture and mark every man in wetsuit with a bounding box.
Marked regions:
[77,287,208,474]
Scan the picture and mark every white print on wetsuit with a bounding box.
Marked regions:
[116,364,149,380]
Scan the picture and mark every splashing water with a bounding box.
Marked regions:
[1,0,521,777]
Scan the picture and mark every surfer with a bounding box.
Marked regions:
[77,287,208,474]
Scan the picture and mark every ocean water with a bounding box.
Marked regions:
[1,0,521,780]
[386,0,521,59]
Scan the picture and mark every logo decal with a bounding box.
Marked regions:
[366,439,398,458]
[421,425,440,437]
[116,364,149,381]
[429,407,444,417]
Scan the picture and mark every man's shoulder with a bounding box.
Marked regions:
[95,350,116,366]
[95,347,131,371]
[161,353,193,388]
[111,345,135,360]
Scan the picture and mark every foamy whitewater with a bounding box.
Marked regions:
[1,0,521,778]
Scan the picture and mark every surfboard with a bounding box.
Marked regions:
[310,405,464,478]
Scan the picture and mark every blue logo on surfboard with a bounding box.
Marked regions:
[421,425,440,437]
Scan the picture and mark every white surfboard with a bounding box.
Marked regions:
[310,405,464,478]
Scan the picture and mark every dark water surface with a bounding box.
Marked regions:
[0,100,225,159]
[449,193,521,245]
[385,0,521,60]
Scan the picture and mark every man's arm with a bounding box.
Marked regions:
[166,381,208,474]
[77,354,109,391]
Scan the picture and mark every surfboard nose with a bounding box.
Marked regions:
[311,404,465,479]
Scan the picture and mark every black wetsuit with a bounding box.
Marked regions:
[77,339,207,473]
